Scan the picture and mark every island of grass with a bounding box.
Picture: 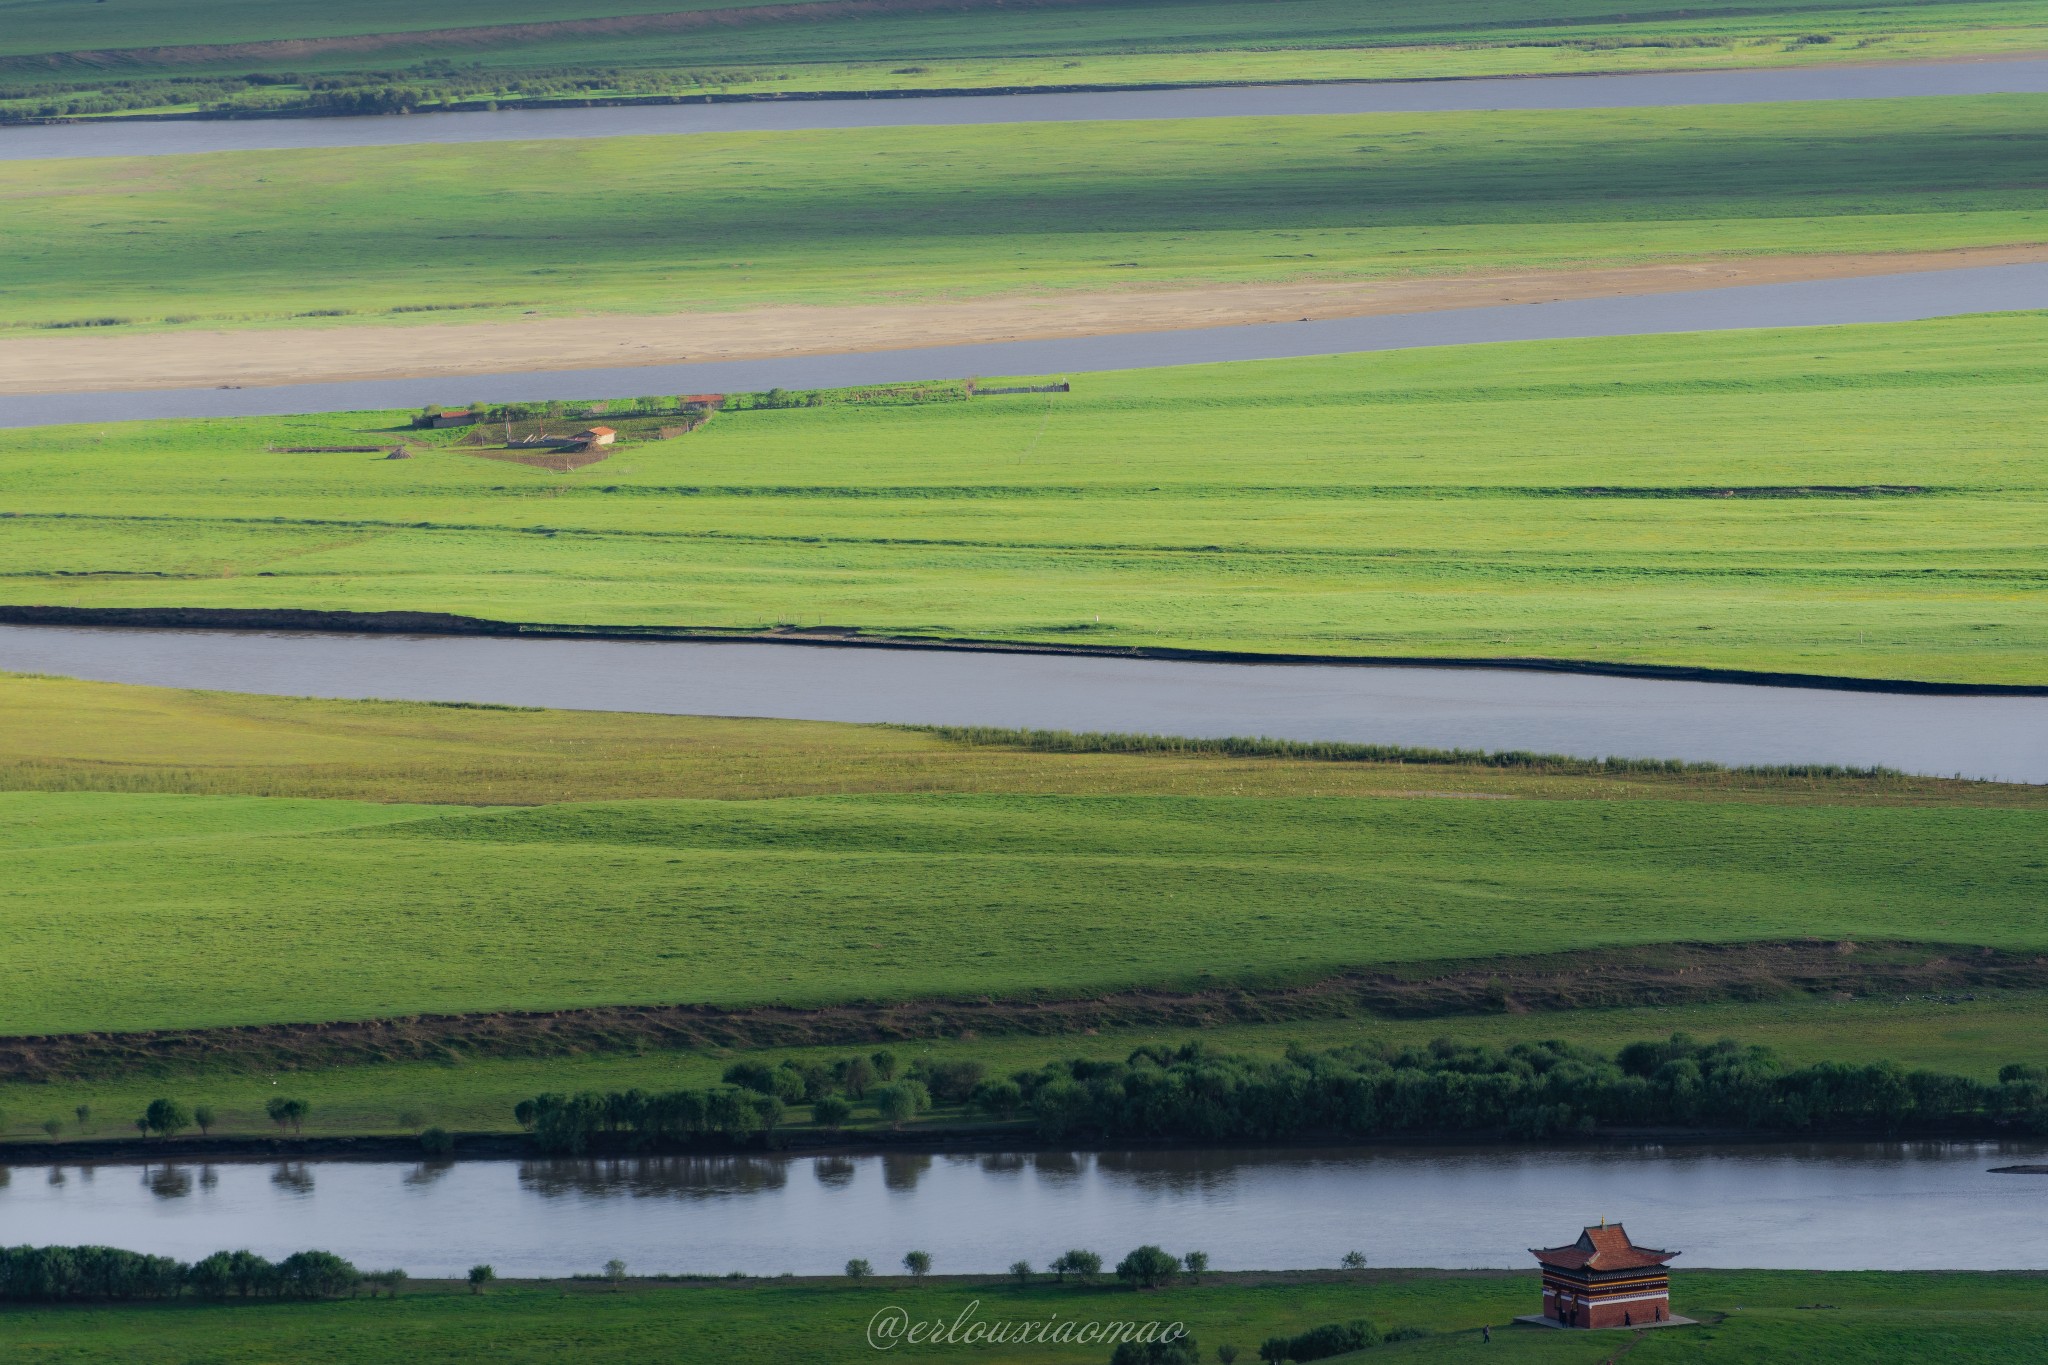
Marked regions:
[4,0,2045,122]
[1,1268,2045,1364]
[2,312,2044,684]
[4,96,2045,333]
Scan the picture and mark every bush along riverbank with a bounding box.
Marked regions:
[0,1244,396,1301]
[511,1035,2048,1155]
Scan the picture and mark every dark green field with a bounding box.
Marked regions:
[6,0,2042,120]
[2,1271,2045,1364]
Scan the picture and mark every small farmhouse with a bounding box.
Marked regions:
[1529,1222,1677,1329]
[577,426,617,447]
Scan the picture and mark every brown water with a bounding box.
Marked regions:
[2,625,2042,781]
[3,1143,2044,1276]
[3,59,2045,162]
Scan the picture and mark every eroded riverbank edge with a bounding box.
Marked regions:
[3,939,2041,1083]
[4,606,2043,696]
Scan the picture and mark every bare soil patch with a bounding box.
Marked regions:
[4,940,2041,1081]
[7,245,2047,396]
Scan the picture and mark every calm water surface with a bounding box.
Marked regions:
[2,625,2042,781]
[4,59,2045,162]
[3,1144,2043,1276]
[8,263,2048,426]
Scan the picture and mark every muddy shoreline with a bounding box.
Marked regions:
[5,1121,2034,1168]
[2,939,2039,1083]
[4,605,2042,697]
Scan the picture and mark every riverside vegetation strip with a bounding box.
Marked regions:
[4,0,2047,119]
[4,96,2048,331]
[3,313,2046,683]
[2,1272,2047,1364]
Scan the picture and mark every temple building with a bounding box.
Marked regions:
[1530,1221,1678,1329]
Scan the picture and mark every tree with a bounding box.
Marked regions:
[1183,1250,1209,1283]
[902,1250,932,1279]
[604,1258,628,1286]
[1112,1337,1200,1365]
[192,1106,216,1136]
[1052,1249,1102,1285]
[41,1118,62,1140]
[513,1099,538,1131]
[1339,1250,1368,1270]
[367,1268,408,1298]
[1258,1339,1290,1365]
[752,1093,788,1144]
[133,1116,149,1139]
[871,1049,899,1081]
[1116,1245,1180,1290]
[875,1080,930,1129]
[144,1098,192,1138]
[845,1258,873,1279]
[976,1080,1024,1119]
[1217,1346,1240,1364]
[266,1097,309,1135]
[1009,1259,1033,1284]
[813,1095,852,1131]
[74,1104,91,1133]
[837,1056,874,1098]
[419,1126,455,1157]
[277,1250,361,1300]
[467,1264,495,1294]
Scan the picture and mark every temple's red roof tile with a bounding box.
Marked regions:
[1531,1223,1678,1272]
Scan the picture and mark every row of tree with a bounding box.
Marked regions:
[0,1245,388,1302]
[1006,1035,2048,1142]
[517,1034,2047,1152]
[120,1097,308,1139]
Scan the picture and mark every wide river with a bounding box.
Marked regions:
[3,58,2045,162]
[3,1143,2044,1276]
[8,262,2048,427]
[3,624,2043,781]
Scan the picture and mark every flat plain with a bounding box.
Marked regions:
[5,96,2046,332]
[2,1272,2046,1364]
[3,313,2044,683]
[5,0,2044,119]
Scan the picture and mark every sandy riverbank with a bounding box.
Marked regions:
[6,244,2046,395]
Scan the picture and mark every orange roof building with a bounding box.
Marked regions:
[576,426,617,446]
[1529,1222,1678,1330]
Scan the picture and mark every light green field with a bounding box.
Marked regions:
[5,314,2046,684]
[1,1272,2045,1365]
[4,778,2044,1035]
[4,96,2046,330]
[4,0,2045,119]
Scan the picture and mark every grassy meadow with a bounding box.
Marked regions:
[4,313,2046,683]
[2,672,2044,1141]
[3,0,2044,120]
[4,96,2048,330]
[2,1272,2046,1364]
[0,668,2044,1039]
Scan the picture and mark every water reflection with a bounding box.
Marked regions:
[403,1161,456,1188]
[200,1166,219,1190]
[978,1153,1027,1177]
[815,1157,856,1188]
[519,1155,791,1200]
[145,1164,192,1200]
[46,1167,64,1187]
[270,1163,315,1196]
[881,1153,931,1191]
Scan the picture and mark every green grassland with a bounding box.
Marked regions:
[5,313,2047,683]
[5,0,2046,120]
[2,1272,2045,1364]
[6,97,2046,330]
[1,672,2043,1140]
[8,785,2042,1037]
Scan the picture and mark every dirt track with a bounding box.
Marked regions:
[3,939,2039,1080]
[7,245,2045,396]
